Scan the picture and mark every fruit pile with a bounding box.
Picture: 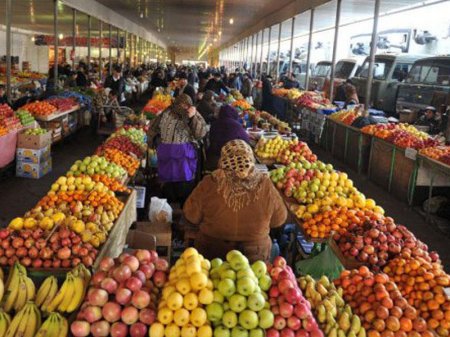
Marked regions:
[0,227,98,268]
[143,93,172,115]
[361,124,439,150]
[267,257,323,337]
[46,97,77,112]
[24,127,47,135]
[204,250,273,337]
[16,110,35,126]
[275,141,317,165]
[419,146,450,166]
[22,101,58,116]
[299,275,365,337]
[303,207,383,239]
[71,250,169,337]
[0,103,14,119]
[334,267,433,337]
[296,92,334,112]
[99,135,145,158]
[255,137,291,160]
[151,247,214,337]
[90,174,130,193]
[272,88,303,101]
[383,256,450,337]
[112,127,147,145]
[0,115,22,131]
[98,147,140,176]
[68,155,127,180]
[329,109,360,126]
[232,99,253,111]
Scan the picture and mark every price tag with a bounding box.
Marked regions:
[444,287,450,300]
[405,147,417,160]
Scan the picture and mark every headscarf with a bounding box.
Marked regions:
[213,140,264,212]
[202,90,215,103]
[171,93,192,121]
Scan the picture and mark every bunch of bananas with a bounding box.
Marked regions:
[43,264,91,314]
[0,310,11,337]
[3,302,41,337]
[35,312,68,337]
[2,263,35,312]
[35,276,58,311]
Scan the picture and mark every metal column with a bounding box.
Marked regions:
[108,25,112,75]
[275,23,282,81]
[305,8,315,90]
[99,22,103,80]
[266,26,272,77]
[259,30,265,79]
[249,35,254,76]
[87,15,91,69]
[329,0,342,100]
[288,17,296,76]
[365,0,381,115]
[53,0,59,88]
[5,0,12,103]
[117,28,120,62]
[72,9,76,69]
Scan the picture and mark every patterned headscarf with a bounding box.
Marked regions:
[171,94,193,120]
[213,140,264,212]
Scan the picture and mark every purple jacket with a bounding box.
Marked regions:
[208,105,250,157]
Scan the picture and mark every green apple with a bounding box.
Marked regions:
[220,269,237,281]
[213,279,220,289]
[228,294,247,313]
[249,328,264,337]
[257,275,271,291]
[214,326,230,337]
[239,310,259,330]
[211,258,223,269]
[213,290,224,304]
[226,250,242,263]
[236,268,256,280]
[222,311,238,329]
[257,309,274,329]
[218,279,236,298]
[207,302,224,323]
[229,254,249,271]
[251,261,267,278]
[231,326,248,337]
[237,277,256,296]
[223,302,230,311]
[247,293,265,312]
[210,269,221,280]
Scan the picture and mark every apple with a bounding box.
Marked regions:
[231,326,249,337]
[258,275,272,291]
[239,310,259,330]
[280,328,295,337]
[88,289,109,307]
[229,294,247,313]
[293,303,309,319]
[250,328,265,337]
[270,267,283,280]
[258,309,275,329]
[302,316,317,332]
[273,257,287,269]
[251,261,267,278]
[91,320,110,337]
[139,308,156,325]
[247,293,265,311]
[287,316,301,330]
[284,288,302,305]
[237,277,256,296]
[229,254,249,271]
[218,279,236,297]
[211,258,223,269]
[221,270,237,281]
[267,329,280,337]
[213,290,225,304]
[279,303,294,318]
[206,302,224,323]
[116,288,132,305]
[269,286,280,298]
[278,279,294,294]
[84,305,103,323]
[295,330,309,337]
[222,310,238,328]
[214,326,231,337]
[310,328,324,337]
[274,315,287,330]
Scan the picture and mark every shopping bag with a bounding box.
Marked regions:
[295,243,344,281]
[148,197,173,224]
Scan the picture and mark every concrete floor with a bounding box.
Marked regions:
[311,144,450,271]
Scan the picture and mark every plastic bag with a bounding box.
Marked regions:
[246,96,254,106]
[295,244,344,281]
[148,197,173,224]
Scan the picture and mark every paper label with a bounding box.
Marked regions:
[444,287,450,300]
[405,147,417,160]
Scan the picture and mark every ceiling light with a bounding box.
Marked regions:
[214,38,217,42]
[31,36,35,42]
[229,18,234,25]
[218,31,222,36]
[58,33,64,40]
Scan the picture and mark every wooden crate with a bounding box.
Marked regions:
[329,238,364,270]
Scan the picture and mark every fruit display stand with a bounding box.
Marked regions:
[368,137,450,205]
[92,189,137,271]
[321,118,372,174]
[328,237,364,270]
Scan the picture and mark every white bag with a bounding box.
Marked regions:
[246,96,254,105]
[148,197,173,224]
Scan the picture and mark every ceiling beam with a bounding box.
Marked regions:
[61,0,167,48]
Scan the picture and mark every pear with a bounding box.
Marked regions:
[319,275,331,288]
[338,312,351,332]
[338,329,346,337]
[358,328,366,337]
[317,304,326,323]
[329,327,337,337]
[351,315,361,333]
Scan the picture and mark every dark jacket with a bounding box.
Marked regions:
[205,79,229,95]
[241,78,253,98]
[150,77,167,88]
[174,84,196,104]
[76,72,88,87]
[104,75,126,97]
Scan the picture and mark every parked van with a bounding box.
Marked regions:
[396,56,450,113]
[309,59,360,90]
[352,54,422,113]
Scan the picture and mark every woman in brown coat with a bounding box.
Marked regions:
[183,140,287,262]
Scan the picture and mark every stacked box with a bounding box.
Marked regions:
[16,129,52,179]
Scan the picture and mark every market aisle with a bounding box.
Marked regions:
[311,144,450,271]
[0,128,104,225]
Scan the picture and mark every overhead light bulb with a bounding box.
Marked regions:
[58,33,64,40]
[140,13,144,18]
[229,18,234,25]
[31,36,35,42]
[218,31,222,36]
[214,38,217,42]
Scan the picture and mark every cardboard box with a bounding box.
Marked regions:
[17,129,52,149]
[134,222,172,262]
[126,230,157,251]
[16,145,51,164]
[16,158,52,179]
[399,110,418,123]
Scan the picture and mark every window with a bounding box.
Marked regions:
[406,60,450,85]
[392,63,411,81]
[335,61,356,78]
[358,58,393,80]
[314,63,331,77]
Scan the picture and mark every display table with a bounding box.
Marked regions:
[0,131,19,168]
[92,190,137,271]
[34,105,81,122]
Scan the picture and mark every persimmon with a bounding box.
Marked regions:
[427,299,439,311]
[395,330,408,337]
[382,331,395,337]
[368,330,381,337]
[377,306,390,319]
[391,306,404,318]
[374,319,386,332]
[400,318,413,332]
[386,316,401,332]
[426,318,439,329]
[382,297,395,309]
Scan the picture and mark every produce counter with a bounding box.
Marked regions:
[36,105,85,143]
[92,189,137,271]
[34,104,81,122]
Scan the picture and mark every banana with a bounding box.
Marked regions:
[66,275,85,313]
[42,277,58,311]
[0,279,4,304]
[13,275,28,311]
[2,272,20,313]
[56,314,68,337]
[58,274,75,312]
[5,302,26,337]
[0,268,4,282]
[24,276,36,302]
[35,314,53,337]
[36,276,55,307]
[15,304,31,337]
[45,275,70,312]
[0,311,10,337]
[4,263,18,289]
[46,314,60,337]
[23,303,40,337]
